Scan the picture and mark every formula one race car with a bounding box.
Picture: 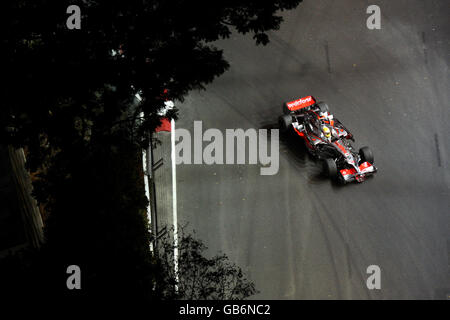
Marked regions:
[279,95,377,183]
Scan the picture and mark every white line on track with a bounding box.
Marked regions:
[171,119,179,292]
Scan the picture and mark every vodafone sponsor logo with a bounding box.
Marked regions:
[286,96,315,110]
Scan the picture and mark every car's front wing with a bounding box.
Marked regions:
[340,162,377,183]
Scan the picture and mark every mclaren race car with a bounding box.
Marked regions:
[279,95,377,183]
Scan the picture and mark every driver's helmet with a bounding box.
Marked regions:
[322,126,331,139]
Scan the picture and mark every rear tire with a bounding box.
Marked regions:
[359,146,374,164]
[323,158,338,180]
[279,114,292,133]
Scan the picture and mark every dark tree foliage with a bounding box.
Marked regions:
[0,132,156,302]
[2,0,302,152]
[0,0,301,301]
[156,229,257,300]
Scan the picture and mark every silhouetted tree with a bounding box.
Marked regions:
[156,229,257,300]
[2,0,302,152]
[0,0,302,301]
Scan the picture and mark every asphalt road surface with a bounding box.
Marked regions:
[175,0,450,299]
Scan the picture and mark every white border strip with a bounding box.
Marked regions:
[171,119,179,292]
[141,111,153,252]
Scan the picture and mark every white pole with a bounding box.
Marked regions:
[171,119,179,293]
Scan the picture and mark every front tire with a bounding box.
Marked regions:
[359,146,374,164]
[323,158,338,180]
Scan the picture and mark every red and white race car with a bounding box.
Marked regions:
[279,95,377,183]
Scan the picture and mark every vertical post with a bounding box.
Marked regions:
[171,119,179,293]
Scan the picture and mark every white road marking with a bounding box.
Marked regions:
[141,111,153,252]
[171,119,179,292]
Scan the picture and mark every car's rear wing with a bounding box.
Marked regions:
[285,95,316,112]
